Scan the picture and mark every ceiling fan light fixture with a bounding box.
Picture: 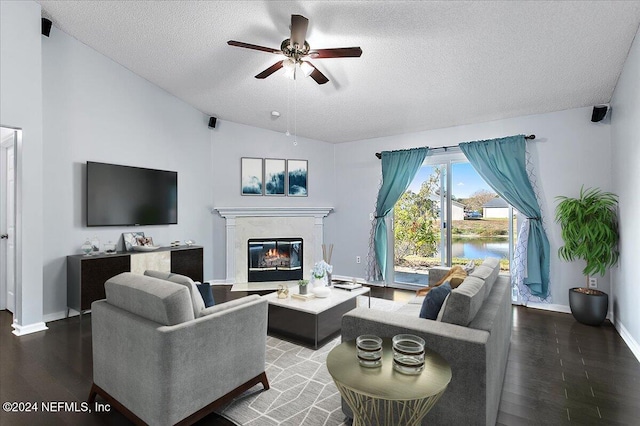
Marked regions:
[282,58,296,80]
[299,61,314,77]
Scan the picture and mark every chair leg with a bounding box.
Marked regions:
[259,371,270,390]
[87,383,98,404]
[175,371,271,426]
[86,383,146,425]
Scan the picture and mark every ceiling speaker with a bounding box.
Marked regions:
[42,18,52,37]
[208,117,217,129]
[591,105,608,122]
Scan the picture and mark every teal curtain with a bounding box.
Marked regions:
[459,135,550,297]
[374,148,429,278]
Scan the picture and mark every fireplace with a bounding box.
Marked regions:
[248,238,303,282]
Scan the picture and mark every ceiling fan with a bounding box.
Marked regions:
[228,14,362,85]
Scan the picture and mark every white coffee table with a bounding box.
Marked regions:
[264,286,370,348]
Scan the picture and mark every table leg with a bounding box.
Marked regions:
[335,381,447,426]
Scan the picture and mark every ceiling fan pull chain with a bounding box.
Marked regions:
[286,79,291,137]
[293,77,298,146]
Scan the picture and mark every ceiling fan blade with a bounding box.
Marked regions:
[309,47,363,58]
[307,62,329,85]
[227,40,281,54]
[255,61,284,79]
[290,15,309,48]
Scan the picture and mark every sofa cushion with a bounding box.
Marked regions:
[441,276,486,326]
[105,272,195,326]
[144,270,205,317]
[419,282,451,320]
[470,257,500,298]
[196,282,215,308]
[436,294,450,321]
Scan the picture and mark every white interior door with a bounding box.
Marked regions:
[1,130,16,313]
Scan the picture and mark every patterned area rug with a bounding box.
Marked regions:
[217,296,404,425]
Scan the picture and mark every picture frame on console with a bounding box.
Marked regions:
[287,159,308,197]
[241,157,263,196]
[123,232,145,251]
[264,158,286,196]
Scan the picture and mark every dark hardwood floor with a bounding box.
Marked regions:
[1,286,638,425]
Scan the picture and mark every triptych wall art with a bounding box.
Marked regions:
[241,157,308,197]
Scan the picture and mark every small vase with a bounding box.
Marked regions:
[299,285,307,295]
[312,274,328,287]
[81,240,93,256]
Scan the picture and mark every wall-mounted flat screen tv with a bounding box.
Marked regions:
[86,161,177,227]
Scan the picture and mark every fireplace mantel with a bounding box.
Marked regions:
[213,207,333,283]
[214,207,333,218]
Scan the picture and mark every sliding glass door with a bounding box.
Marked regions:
[392,151,514,288]
[393,163,447,286]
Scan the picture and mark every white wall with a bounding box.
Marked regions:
[330,106,612,308]
[0,1,45,330]
[42,27,214,320]
[610,24,640,360]
[209,120,335,280]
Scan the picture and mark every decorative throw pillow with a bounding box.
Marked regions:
[448,268,468,288]
[463,260,476,274]
[434,266,467,287]
[416,266,467,297]
[419,282,452,320]
[195,282,215,308]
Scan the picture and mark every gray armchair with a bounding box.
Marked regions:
[88,272,269,425]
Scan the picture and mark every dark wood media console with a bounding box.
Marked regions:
[67,245,203,316]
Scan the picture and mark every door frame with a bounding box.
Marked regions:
[0,126,21,321]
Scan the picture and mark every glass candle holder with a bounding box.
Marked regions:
[392,334,425,375]
[103,241,117,254]
[356,335,383,368]
[81,240,93,256]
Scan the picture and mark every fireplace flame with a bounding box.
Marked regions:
[264,248,289,259]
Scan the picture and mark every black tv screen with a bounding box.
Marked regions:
[86,162,177,226]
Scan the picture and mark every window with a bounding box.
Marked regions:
[392,151,515,287]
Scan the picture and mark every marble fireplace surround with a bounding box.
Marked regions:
[215,207,333,283]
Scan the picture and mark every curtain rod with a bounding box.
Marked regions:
[374,134,536,159]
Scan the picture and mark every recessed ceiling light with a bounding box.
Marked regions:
[271,111,280,118]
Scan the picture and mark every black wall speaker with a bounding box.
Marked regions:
[208,117,217,128]
[591,105,608,122]
[41,18,52,37]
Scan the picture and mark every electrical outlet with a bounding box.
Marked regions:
[369,212,374,221]
[588,276,597,288]
[356,256,361,264]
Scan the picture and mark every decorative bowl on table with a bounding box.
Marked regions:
[132,245,160,252]
[312,286,331,298]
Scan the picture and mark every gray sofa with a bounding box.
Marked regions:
[341,258,512,425]
[89,272,269,426]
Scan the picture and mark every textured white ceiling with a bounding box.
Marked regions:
[38,1,640,143]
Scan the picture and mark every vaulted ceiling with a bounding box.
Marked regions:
[38,1,640,143]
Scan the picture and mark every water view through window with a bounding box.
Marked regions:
[394,159,515,286]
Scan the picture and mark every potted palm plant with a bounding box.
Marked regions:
[555,186,619,325]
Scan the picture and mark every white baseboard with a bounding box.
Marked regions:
[12,321,48,336]
[43,310,80,322]
[613,319,640,363]
[525,302,572,315]
[43,311,67,322]
[525,302,615,321]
